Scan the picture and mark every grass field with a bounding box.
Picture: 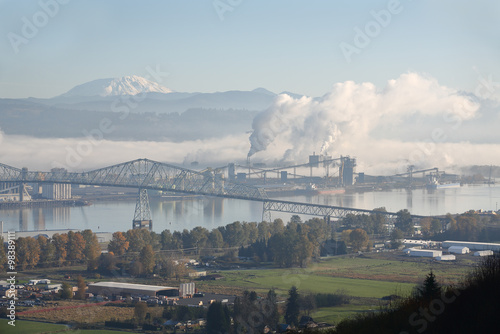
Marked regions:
[200,269,415,298]
[311,303,378,324]
[0,319,67,334]
[0,319,139,334]
[312,253,474,285]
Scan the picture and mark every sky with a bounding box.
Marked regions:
[1,0,499,98]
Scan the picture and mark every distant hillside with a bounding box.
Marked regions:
[0,99,258,141]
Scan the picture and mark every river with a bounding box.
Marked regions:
[1,184,499,234]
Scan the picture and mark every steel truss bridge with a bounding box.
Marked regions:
[0,159,426,227]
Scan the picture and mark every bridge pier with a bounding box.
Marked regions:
[132,188,152,230]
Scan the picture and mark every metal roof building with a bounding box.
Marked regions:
[474,250,494,257]
[443,241,500,252]
[407,248,442,258]
[88,282,178,298]
[448,246,470,254]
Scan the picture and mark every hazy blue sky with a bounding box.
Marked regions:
[1,0,498,98]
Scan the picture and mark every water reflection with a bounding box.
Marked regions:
[1,185,499,233]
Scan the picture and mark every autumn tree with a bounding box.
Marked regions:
[126,229,152,252]
[67,231,86,263]
[53,233,68,266]
[271,218,285,234]
[258,221,271,241]
[140,244,155,276]
[80,230,101,270]
[108,231,129,256]
[37,235,55,267]
[15,237,29,270]
[16,237,40,270]
[76,275,86,300]
[350,228,369,252]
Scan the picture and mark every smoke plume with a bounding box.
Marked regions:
[248,72,481,171]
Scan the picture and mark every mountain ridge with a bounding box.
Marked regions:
[60,75,172,97]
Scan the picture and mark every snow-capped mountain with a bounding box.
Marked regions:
[60,75,172,97]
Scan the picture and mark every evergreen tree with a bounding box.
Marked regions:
[417,270,441,300]
[264,289,279,330]
[206,301,231,334]
[285,286,300,327]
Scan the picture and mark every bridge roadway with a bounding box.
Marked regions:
[0,158,425,220]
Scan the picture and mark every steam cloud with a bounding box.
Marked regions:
[248,72,481,170]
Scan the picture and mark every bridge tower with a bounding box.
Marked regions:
[132,188,152,230]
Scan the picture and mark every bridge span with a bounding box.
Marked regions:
[0,159,425,228]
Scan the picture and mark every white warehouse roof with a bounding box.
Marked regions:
[408,248,442,257]
[443,241,500,252]
[448,246,470,254]
[474,250,494,257]
[88,282,178,297]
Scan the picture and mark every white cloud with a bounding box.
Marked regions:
[247,72,482,170]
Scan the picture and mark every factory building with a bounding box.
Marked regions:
[406,248,442,258]
[442,241,500,252]
[474,250,494,257]
[88,282,178,298]
[42,183,72,200]
[448,246,470,254]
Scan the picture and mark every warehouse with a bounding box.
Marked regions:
[407,248,442,258]
[88,282,178,298]
[442,241,500,252]
[448,246,470,254]
[437,255,456,261]
[474,250,494,257]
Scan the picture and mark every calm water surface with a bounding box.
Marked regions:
[2,184,499,233]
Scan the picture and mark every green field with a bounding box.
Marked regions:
[0,320,67,334]
[205,268,415,298]
[311,303,378,324]
[312,254,474,284]
[0,320,132,334]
